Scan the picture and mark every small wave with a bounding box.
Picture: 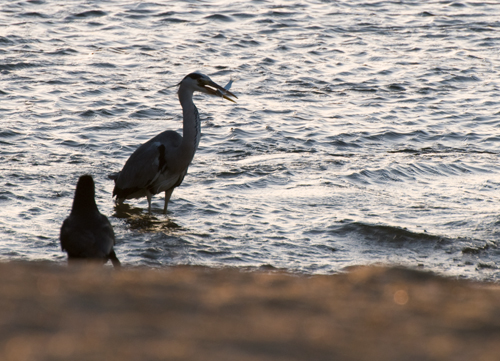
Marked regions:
[124,9,156,19]
[204,14,234,22]
[157,14,188,23]
[79,108,119,118]
[462,243,490,255]
[47,48,78,56]
[216,169,246,179]
[0,191,15,201]
[198,249,232,257]
[328,222,446,245]
[124,14,149,20]
[236,39,260,47]
[0,130,21,138]
[417,87,436,94]
[19,12,48,19]
[387,84,406,91]
[348,86,378,93]
[79,110,96,118]
[388,146,497,156]
[0,36,13,44]
[70,10,107,19]
[448,2,467,7]
[84,121,135,131]
[442,75,481,83]
[129,108,166,119]
[260,57,276,64]
[266,10,297,17]
[345,168,401,185]
[0,63,39,71]
[155,11,176,17]
[60,140,84,148]
[232,13,257,19]
[89,62,116,69]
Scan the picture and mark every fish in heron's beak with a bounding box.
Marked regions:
[204,80,238,103]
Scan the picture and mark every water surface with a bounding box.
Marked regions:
[1,0,500,280]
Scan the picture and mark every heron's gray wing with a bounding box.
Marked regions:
[114,131,182,197]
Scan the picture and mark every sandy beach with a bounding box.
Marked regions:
[0,262,499,361]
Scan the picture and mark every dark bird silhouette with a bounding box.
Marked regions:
[110,72,237,214]
[60,175,120,267]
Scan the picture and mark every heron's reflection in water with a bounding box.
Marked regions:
[113,203,181,233]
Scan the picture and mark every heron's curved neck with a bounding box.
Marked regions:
[178,86,201,160]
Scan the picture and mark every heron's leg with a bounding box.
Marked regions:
[146,194,152,214]
[163,188,174,214]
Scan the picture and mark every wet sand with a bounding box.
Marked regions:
[1,262,499,361]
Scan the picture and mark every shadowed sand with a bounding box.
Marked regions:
[1,262,499,361]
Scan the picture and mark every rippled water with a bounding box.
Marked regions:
[1,0,500,280]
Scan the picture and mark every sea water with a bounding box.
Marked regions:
[1,0,500,280]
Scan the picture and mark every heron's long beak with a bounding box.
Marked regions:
[204,81,238,103]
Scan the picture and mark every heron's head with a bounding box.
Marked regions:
[180,72,237,102]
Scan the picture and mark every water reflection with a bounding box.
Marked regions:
[113,204,182,233]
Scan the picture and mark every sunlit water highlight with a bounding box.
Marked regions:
[1,0,500,280]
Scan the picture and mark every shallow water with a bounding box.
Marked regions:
[1,0,500,280]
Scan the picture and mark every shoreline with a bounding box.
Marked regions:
[1,262,499,360]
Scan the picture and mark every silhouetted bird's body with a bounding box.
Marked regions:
[61,175,120,267]
[110,72,237,214]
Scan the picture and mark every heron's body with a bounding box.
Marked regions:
[111,72,236,213]
[60,175,120,267]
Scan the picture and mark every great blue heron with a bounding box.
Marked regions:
[60,175,121,267]
[110,72,237,213]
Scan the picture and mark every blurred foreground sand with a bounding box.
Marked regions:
[1,262,499,361]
